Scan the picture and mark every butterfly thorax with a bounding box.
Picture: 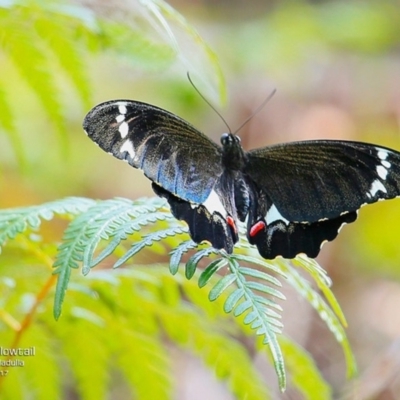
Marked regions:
[221,133,246,171]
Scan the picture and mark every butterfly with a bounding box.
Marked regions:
[83,99,400,259]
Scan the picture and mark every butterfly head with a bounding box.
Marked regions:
[221,133,245,169]
[221,133,241,147]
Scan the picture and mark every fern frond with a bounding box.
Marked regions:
[293,255,348,326]
[113,224,187,268]
[97,19,175,68]
[51,197,187,318]
[201,253,287,389]
[54,198,143,272]
[0,197,95,249]
[52,197,168,317]
[277,258,357,377]
[80,197,168,272]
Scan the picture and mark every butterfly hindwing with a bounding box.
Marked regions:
[83,100,223,204]
[152,183,238,252]
[245,190,358,258]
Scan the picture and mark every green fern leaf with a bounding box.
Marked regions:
[223,288,248,314]
[230,296,250,315]
[279,259,357,377]
[53,199,137,317]
[185,247,217,279]
[238,266,282,285]
[52,197,183,318]
[206,255,287,390]
[54,198,140,272]
[53,260,72,320]
[81,198,170,272]
[293,255,348,326]
[97,19,175,68]
[0,195,354,391]
[169,239,197,275]
[198,257,228,288]
[245,281,285,298]
[252,293,283,311]
[113,225,187,268]
[158,270,270,399]
[209,272,237,301]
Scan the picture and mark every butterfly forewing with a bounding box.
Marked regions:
[83,100,223,204]
[245,140,400,222]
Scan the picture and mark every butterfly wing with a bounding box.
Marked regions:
[244,140,400,258]
[83,100,223,204]
[83,100,239,252]
[246,140,400,222]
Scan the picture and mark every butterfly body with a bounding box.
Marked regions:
[84,100,400,259]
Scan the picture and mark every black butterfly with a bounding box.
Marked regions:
[83,100,400,259]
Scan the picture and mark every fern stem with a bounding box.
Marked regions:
[13,274,57,343]
[0,274,57,391]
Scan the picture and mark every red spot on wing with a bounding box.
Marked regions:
[249,221,266,237]
[226,216,237,233]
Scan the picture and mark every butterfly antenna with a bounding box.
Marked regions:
[187,72,232,133]
[233,88,277,135]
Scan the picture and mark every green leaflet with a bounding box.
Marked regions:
[113,225,187,269]
[169,239,198,275]
[184,247,217,279]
